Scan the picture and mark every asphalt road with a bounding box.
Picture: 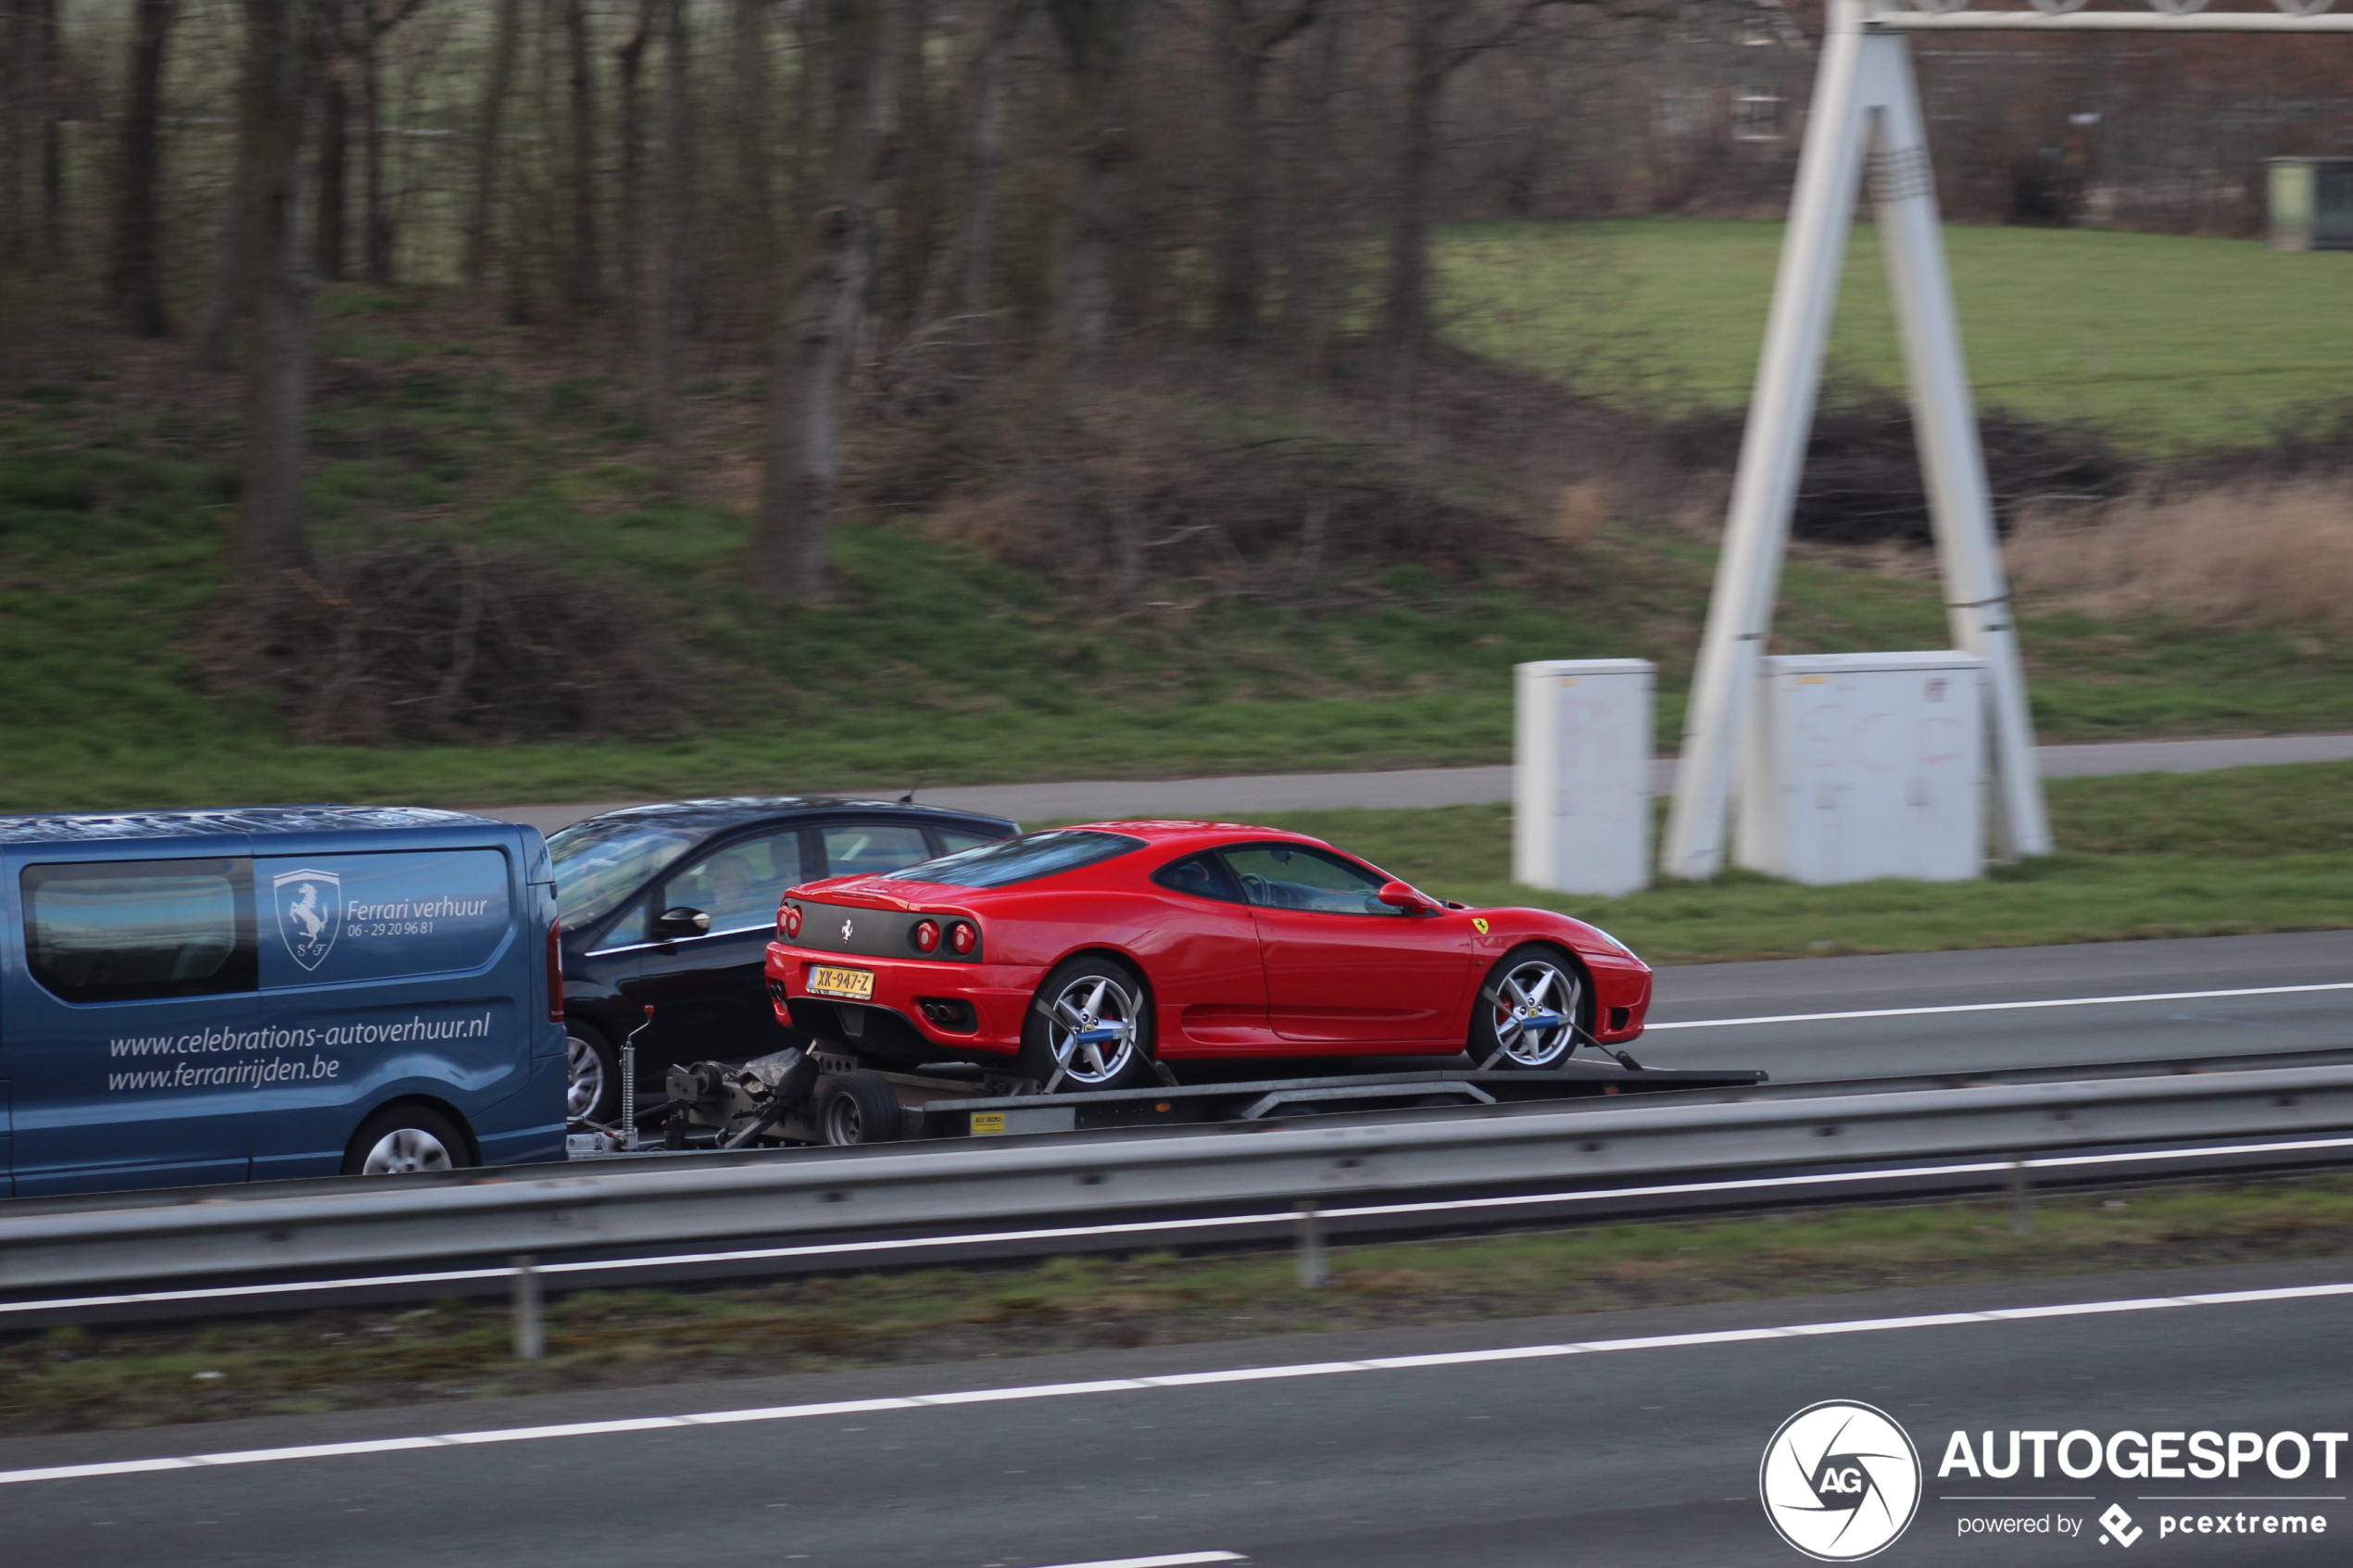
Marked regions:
[7,1258,2351,1567]
[1634,928,2353,1085]
[467,733,2353,835]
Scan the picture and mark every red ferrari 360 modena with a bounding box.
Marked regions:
[763,820,1652,1090]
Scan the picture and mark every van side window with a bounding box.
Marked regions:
[22,858,258,1004]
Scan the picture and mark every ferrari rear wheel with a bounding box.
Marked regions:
[1021,957,1153,1091]
[1472,945,1586,1070]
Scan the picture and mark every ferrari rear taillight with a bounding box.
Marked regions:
[949,920,978,955]
[782,903,802,938]
[912,919,941,952]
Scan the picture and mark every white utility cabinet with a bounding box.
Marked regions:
[1735,650,1987,885]
[1513,659,1654,897]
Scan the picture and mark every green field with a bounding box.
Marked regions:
[1440,220,2353,449]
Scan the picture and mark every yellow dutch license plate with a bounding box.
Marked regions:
[806,965,875,1001]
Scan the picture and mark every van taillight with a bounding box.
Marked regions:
[546,919,565,1023]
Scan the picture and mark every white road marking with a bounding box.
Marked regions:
[1028,1556,1245,1568]
[6,1279,2350,1487]
[13,1133,2353,1320]
[1644,981,2353,1031]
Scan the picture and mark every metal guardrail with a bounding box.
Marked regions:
[6,1063,2353,1296]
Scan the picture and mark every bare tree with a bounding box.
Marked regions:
[313,0,351,281]
[35,0,64,267]
[750,0,905,604]
[237,0,321,579]
[1277,0,1346,368]
[356,0,432,285]
[613,0,658,364]
[561,0,600,316]
[1207,0,1317,340]
[1044,0,1140,363]
[108,0,180,337]
[728,0,775,332]
[464,0,524,286]
[953,0,1031,320]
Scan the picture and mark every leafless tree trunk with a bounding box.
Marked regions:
[1045,0,1139,365]
[613,0,656,364]
[238,0,319,581]
[465,0,524,286]
[1381,0,1459,363]
[35,0,63,267]
[729,0,774,332]
[953,0,1028,320]
[646,0,694,463]
[750,0,904,604]
[562,0,600,316]
[313,2,351,282]
[1277,0,1344,369]
[1208,0,1316,341]
[359,26,390,281]
[109,0,179,337]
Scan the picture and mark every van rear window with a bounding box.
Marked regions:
[23,858,259,1004]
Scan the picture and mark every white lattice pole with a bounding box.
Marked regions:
[1865,34,2052,856]
[1661,0,1874,882]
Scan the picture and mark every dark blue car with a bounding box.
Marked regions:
[548,797,1018,1122]
[0,806,568,1197]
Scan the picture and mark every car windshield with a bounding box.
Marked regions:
[888,829,1145,889]
[548,819,702,926]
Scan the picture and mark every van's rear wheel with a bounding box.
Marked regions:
[345,1106,474,1175]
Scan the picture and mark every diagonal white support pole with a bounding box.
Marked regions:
[1661,0,2050,879]
[1661,0,1874,882]
[1865,35,2052,858]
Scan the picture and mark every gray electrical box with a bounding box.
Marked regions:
[2267,157,2353,251]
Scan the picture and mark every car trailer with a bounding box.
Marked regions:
[567,1012,1768,1158]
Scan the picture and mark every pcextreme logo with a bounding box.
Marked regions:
[1761,1400,1924,1562]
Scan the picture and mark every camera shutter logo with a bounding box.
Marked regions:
[1759,1400,1922,1561]
[272,868,344,972]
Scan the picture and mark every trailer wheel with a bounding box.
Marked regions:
[820,1072,904,1146]
[1470,945,1587,1070]
[344,1104,475,1175]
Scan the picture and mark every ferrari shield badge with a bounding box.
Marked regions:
[1472,918,1490,935]
[272,867,344,972]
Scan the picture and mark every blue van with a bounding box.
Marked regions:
[0,806,567,1198]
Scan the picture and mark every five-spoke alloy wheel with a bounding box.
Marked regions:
[1471,946,1586,1069]
[1022,958,1151,1091]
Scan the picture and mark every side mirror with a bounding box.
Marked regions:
[1376,880,1435,915]
[655,906,712,940]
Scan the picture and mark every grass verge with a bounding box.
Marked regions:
[12,1176,2353,1437]
[1247,760,2353,962]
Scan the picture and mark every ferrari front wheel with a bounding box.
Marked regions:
[1021,957,1153,1091]
[1471,945,1586,1070]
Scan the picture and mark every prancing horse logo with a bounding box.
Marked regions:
[841,918,855,942]
[272,867,344,972]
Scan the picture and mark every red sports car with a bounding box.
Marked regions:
[763,820,1653,1090]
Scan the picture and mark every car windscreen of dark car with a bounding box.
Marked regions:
[549,818,702,926]
[888,830,1145,889]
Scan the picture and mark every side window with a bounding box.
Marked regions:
[662,832,809,935]
[257,849,513,985]
[934,827,1007,857]
[1151,854,1243,904]
[1220,844,1403,917]
[22,858,258,1003]
[822,822,936,880]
